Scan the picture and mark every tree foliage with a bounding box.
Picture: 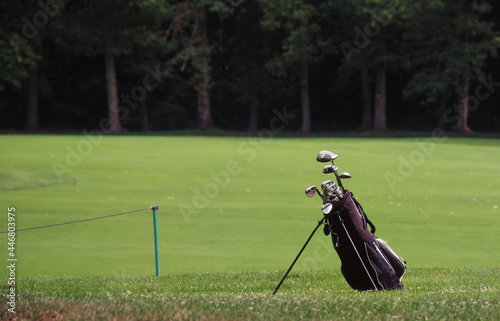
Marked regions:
[1,0,498,133]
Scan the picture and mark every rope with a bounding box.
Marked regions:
[0,207,152,233]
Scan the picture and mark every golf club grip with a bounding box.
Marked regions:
[273,217,326,295]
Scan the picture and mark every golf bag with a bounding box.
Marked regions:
[325,190,406,291]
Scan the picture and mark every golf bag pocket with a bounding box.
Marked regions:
[375,237,406,279]
[364,240,404,290]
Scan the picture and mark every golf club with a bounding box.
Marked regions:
[326,183,338,200]
[321,180,334,198]
[317,150,347,192]
[324,164,345,192]
[339,172,351,179]
[305,185,323,199]
[322,164,338,174]
[335,186,344,199]
[321,203,333,215]
[321,180,334,191]
[316,150,338,163]
[320,180,339,203]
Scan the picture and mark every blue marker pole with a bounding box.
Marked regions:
[150,205,160,277]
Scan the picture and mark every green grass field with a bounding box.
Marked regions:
[1,268,499,320]
[1,133,499,319]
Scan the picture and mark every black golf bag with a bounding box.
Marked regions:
[325,190,406,291]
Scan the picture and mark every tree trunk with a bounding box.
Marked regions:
[456,74,471,134]
[373,65,387,132]
[197,79,212,129]
[374,40,387,132]
[140,101,149,131]
[105,51,122,133]
[455,3,472,134]
[248,90,259,131]
[456,32,471,134]
[359,67,372,130]
[300,61,311,134]
[25,64,40,132]
[437,91,448,129]
[248,61,259,131]
[196,6,213,129]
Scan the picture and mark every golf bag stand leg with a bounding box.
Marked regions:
[273,217,326,295]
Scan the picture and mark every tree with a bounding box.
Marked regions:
[219,0,271,131]
[0,7,39,90]
[57,0,168,133]
[261,0,329,134]
[337,0,405,132]
[401,0,498,133]
[1,0,499,133]
[104,50,122,132]
[0,1,46,131]
[163,0,236,129]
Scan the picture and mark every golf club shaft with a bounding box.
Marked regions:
[273,216,326,295]
[333,168,344,192]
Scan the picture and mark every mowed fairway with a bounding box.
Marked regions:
[0,134,499,278]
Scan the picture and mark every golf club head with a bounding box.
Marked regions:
[321,203,333,215]
[339,172,351,179]
[321,180,334,192]
[323,164,339,174]
[328,184,339,200]
[317,150,338,163]
[335,187,344,199]
[305,186,318,198]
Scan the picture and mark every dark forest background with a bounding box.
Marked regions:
[1,0,499,134]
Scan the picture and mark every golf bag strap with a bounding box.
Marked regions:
[351,193,376,235]
[366,218,376,235]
